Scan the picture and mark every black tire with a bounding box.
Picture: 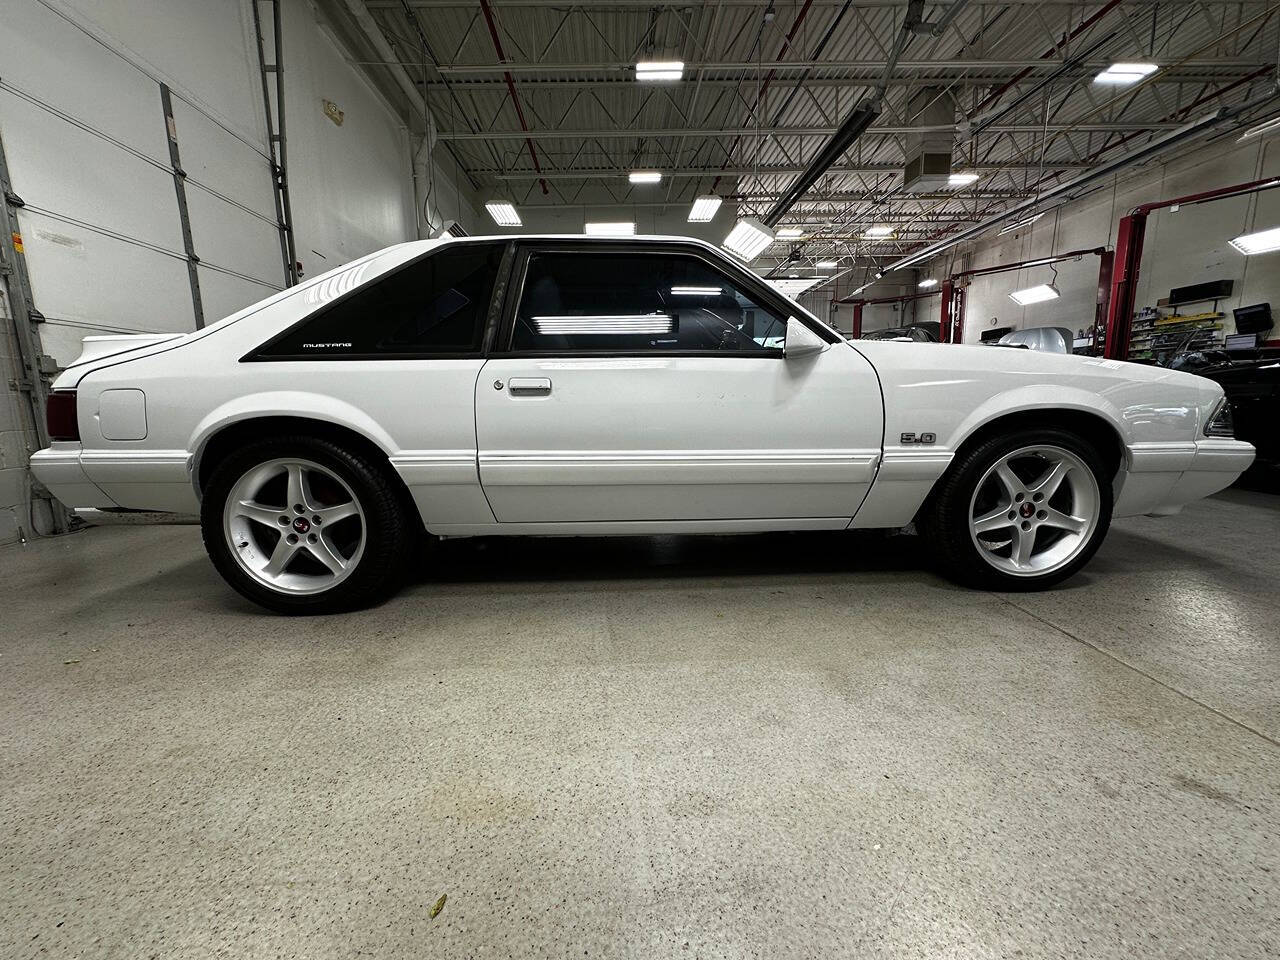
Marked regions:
[921,427,1113,591]
[201,435,416,614]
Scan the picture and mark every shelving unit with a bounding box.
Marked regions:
[1127,295,1229,361]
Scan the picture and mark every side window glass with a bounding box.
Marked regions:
[511,251,788,352]
[258,241,504,358]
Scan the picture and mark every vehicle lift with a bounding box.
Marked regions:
[1104,176,1280,358]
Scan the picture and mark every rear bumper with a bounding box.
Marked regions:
[30,445,199,513]
[29,446,118,509]
[1115,439,1256,517]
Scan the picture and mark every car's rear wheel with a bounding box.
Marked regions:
[201,436,415,613]
[923,428,1113,590]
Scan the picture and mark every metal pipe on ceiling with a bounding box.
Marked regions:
[393,58,1267,75]
[491,162,1087,180]
[707,0,819,195]
[968,0,1123,116]
[477,0,548,195]
[436,122,1184,141]
[964,30,1116,140]
[759,0,976,228]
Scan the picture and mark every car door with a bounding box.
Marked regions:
[473,241,884,525]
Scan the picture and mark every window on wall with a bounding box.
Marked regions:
[256,241,505,359]
[510,250,789,352]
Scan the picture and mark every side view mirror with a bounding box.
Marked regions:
[784,317,829,360]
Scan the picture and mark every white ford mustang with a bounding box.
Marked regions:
[32,235,1254,613]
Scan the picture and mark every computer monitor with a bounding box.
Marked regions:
[1225,332,1259,352]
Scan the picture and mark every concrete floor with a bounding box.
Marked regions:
[1,491,1277,959]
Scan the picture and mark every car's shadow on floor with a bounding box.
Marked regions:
[416,529,938,587]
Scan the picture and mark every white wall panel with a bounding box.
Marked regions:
[1,0,439,367]
[0,0,171,163]
[184,186,283,292]
[39,0,264,147]
[280,0,414,275]
[18,221,193,358]
[0,94,184,252]
[169,98,276,222]
[196,265,279,329]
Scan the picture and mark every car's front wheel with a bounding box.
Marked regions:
[201,436,415,613]
[923,428,1113,590]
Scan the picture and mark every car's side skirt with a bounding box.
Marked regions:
[426,517,854,537]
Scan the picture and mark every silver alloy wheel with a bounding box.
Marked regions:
[967,444,1100,578]
[223,458,366,595]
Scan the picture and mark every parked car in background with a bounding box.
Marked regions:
[1193,357,1279,474]
[32,236,1254,613]
[995,327,1074,353]
[860,321,940,342]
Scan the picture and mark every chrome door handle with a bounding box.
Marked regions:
[507,377,552,396]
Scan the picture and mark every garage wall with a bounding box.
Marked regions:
[0,287,39,543]
[0,0,438,545]
[918,133,1280,344]
[0,0,418,366]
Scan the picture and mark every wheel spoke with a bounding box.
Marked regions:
[306,535,347,575]
[1029,458,1071,499]
[262,536,297,577]
[973,505,1014,534]
[314,501,358,525]
[285,463,315,511]
[1041,507,1087,534]
[235,499,283,529]
[994,462,1024,500]
[1011,528,1036,568]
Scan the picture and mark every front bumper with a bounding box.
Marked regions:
[1115,438,1256,517]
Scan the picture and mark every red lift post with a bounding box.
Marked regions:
[1104,176,1280,359]
[941,247,1114,347]
[838,290,941,339]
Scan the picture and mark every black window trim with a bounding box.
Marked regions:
[242,238,514,362]
[490,238,834,359]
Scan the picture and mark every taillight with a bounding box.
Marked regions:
[46,391,79,442]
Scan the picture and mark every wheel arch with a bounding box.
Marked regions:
[194,414,403,498]
[949,406,1125,482]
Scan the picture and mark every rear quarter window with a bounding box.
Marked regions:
[252,241,504,359]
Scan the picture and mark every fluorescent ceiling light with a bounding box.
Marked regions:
[670,286,722,296]
[948,172,979,187]
[688,195,723,222]
[999,212,1044,235]
[1228,225,1280,255]
[918,278,939,288]
[775,227,804,238]
[629,170,661,184]
[864,226,894,238]
[635,60,683,81]
[1094,62,1159,85]
[534,314,673,335]
[584,221,636,236]
[722,217,775,260]
[816,260,838,269]
[769,277,823,297]
[1009,283,1060,306]
[484,200,521,226]
[1239,115,1280,142]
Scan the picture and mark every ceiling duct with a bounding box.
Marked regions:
[902,88,953,193]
